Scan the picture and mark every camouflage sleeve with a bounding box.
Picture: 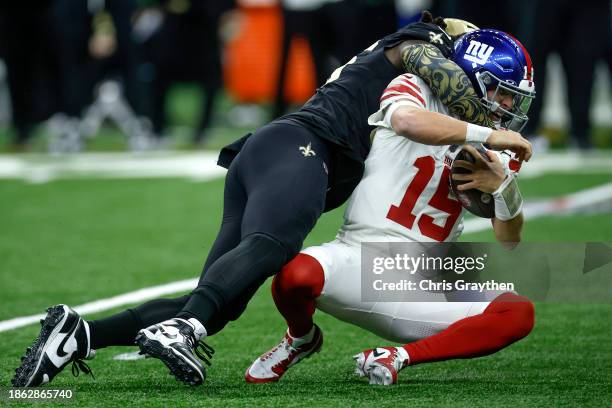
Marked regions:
[402,43,494,128]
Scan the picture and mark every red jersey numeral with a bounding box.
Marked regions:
[386,156,434,230]
[386,156,462,242]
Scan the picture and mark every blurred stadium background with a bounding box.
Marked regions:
[0,0,610,152]
[0,0,611,406]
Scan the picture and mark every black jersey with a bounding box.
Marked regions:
[219,22,453,211]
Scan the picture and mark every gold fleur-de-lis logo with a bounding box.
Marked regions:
[429,31,444,44]
[299,143,316,157]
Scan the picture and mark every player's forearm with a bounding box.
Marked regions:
[391,106,469,145]
[492,213,523,247]
[401,43,494,128]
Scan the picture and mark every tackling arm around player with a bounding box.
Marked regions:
[245,29,535,386]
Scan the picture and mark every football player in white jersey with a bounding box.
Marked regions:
[245,29,536,386]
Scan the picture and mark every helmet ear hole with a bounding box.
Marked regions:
[481,73,493,86]
[479,72,501,94]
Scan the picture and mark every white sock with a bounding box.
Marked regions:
[288,326,315,347]
[185,318,207,340]
[83,320,96,359]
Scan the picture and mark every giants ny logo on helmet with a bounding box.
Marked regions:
[463,40,494,67]
[451,29,536,132]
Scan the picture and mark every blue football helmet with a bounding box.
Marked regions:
[452,29,536,132]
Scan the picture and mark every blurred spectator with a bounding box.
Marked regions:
[50,0,101,118]
[608,17,612,75]
[47,0,144,152]
[521,0,610,150]
[273,0,399,119]
[96,0,140,113]
[273,0,361,119]
[432,0,522,34]
[0,0,143,151]
[0,2,59,149]
[1,0,234,150]
[137,0,234,144]
[355,0,397,52]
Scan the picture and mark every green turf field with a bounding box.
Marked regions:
[1,163,611,406]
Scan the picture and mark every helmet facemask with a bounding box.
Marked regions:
[475,71,535,132]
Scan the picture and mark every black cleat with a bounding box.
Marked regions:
[135,318,213,386]
[11,305,95,387]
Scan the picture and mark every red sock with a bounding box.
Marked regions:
[272,253,325,338]
[403,292,535,365]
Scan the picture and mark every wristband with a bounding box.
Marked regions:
[492,174,523,221]
[465,123,493,143]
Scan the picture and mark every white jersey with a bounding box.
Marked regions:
[336,73,465,245]
[300,74,521,343]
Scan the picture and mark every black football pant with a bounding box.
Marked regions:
[89,122,331,347]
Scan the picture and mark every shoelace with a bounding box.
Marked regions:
[283,341,298,354]
[261,337,295,362]
[193,342,215,366]
[270,341,300,370]
[71,359,95,379]
[177,326,215,366]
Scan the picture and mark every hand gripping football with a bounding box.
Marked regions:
[450,145,495,218]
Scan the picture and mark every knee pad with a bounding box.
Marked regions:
[241,232,289,274]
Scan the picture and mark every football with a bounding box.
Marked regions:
[450,145,495,218]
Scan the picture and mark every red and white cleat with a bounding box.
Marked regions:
[353,347,409,385]
[245,325,323,383]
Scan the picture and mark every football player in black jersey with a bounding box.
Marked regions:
[12,13,533,388]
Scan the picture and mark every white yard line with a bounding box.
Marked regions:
[0,152,226,183]
[516,152,612,179]
[462,182,612,233]
[0,278,197,333]
[0,151,610,183]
